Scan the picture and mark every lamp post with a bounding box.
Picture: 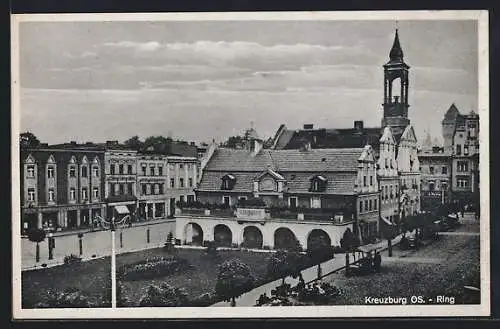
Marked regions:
[48,232,54,260]
[94,212,130,308]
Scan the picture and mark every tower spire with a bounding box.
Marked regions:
[389,29,404,61]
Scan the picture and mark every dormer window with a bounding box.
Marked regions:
[310,175,327,192]
[221,174,236,190]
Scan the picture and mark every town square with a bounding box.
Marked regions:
[12,12,487,316]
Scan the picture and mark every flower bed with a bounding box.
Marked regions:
[118,256,192,281]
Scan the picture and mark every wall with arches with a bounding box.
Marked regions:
[175,215,353,250]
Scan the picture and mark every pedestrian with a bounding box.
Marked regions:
[374,251,382,273]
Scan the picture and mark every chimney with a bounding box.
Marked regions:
[303,124,314,130]
[190,142,195,146]
[354,120,364,131]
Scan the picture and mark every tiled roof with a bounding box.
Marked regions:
[205,148,364,172]
[274,127,381,151]
[198,171,357,195]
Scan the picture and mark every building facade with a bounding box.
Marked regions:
[166,156,198,215]
[136,153,167,221]
[193,134,379,246]
[103,142,138,220]
[20,143,106,233]
[418,145,452,210]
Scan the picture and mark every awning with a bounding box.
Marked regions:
[380,216,393,226]
[114,205,130,215]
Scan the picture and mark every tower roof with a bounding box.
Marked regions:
[389,29,404,62]
[442,103,461,122]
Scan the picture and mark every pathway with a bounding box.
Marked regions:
[211,235,403,307]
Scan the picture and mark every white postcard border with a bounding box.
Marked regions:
[11,10,490,319]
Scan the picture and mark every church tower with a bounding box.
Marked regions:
[381,29,411,137]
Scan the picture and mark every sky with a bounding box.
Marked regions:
[17,19,478,146]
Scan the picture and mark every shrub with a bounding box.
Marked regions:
[119,256,192,281]
[63,254,82,265]
[206,241,218,257]
[100,280,129,307]
[34,288,92,308]
[215,258,256,306]
[138,283,189,307]
[399,236,410,250]
[190,292,217,307]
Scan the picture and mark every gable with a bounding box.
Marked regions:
[24,154,35,164]
[400,125,418,143]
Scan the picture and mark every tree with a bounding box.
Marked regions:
[138,283,189,307]
[143,135,172,154]
[215,258,255,307]
[266,250,306,285]
[221,136,246,149]
[340,228,358,275]
[20,131,41,149]
[28,228,46,263]
[123,135,144,152]
[307,235,334,265]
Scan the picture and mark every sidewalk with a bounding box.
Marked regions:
[211,234,403,307]
[22,217,175,239]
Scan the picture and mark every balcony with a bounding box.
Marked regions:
[176,201,353,224]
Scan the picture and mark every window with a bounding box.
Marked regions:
[159,183,164,195]
[359,201,363,213]
[363,176,367,187]
[441,182,448,191]
[119,184,124,195]
[385,158,388,169]
[69,166,76,178]
[48,188,55,202]
[369,200,373,211]
[142,184,147,195]
[457,179,469,188]
[142,165,147,176]
[442,166,448,175]
[457,161,468,172]
[180,195,185,203]
[364,200,368,212]
[93,166,99,177]
[370,176,373,186]
[223,196,231,206]
[154,184,159,195]
[180,178,185,188]
[179,164,184,169]
[127,165,133,174]
[170,178,175,188]
[119,164,124,174]
[158,166,163,176]
[69,188,76,201]
[187,195,195,203]
[81,166,88,178]
[150,166,155,176]
[110,164,115,175]
[27,188,35,201]
[109,183,114,196]
[127,183,133,195]
[93,187,99,199]
[429,166,434,175]
[82,187,88,200]
[374,199,378,211]
[27,165,35,178]
[47,166,55,178]
[429,181,435,191]
[289,197,298,209]
[456,144,462,156]
[189,178,193,188]
[464,145,469,155]
[311,196,321,209]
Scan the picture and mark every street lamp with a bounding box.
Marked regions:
[48,232,54,260]
[93,212,130,308]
